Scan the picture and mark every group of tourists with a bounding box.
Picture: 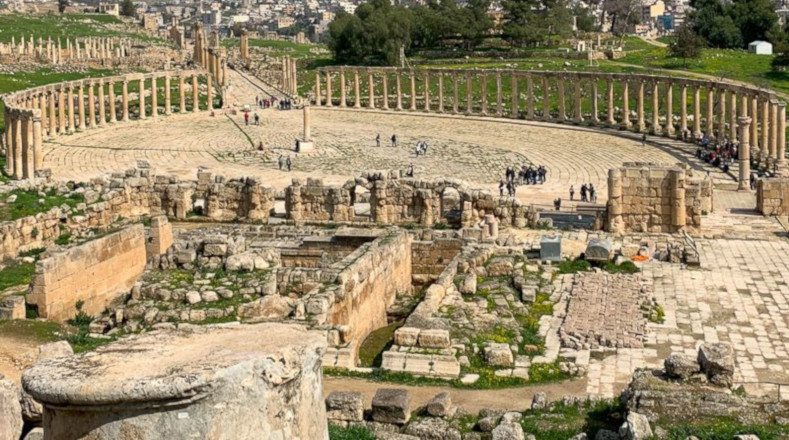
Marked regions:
[244,112,261,126]
[414,141,429,157]
[568,184,597,203]
[497,165,548,197]
[695,132,738,174]
[374,134,398,148]
[277,154,293,171]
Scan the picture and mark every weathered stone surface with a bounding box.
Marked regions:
[664,353,700,380]
[403,417,461,440]
[23,427,44,440]
[325,391,364,422]
[372,388,411,425]
[531,392,548,410]
[619,411,652,440]
[22,324,328,440]
[238,296,295,322]
[0,295,25,320]
[491,421,525,440]
[394,327,420,347]
[426,392,453,417]
[486,257,514,277]
[484,343,514,367]
[697,343,735,387]
[595,429,619,440]
[418,329,451,348]
[460,273,477,295]
[0,378,23,440]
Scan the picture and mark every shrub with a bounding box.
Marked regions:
[328,424,376,440]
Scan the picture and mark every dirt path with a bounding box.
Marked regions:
[638,36,667,48]
[323,376,588,414]
[0,334,39,384]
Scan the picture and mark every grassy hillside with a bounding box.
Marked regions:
[0,13,158,43]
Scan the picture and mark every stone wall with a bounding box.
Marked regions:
[411,239,463,286]
[29,224,147,321]
[756,178,789,216]
[607,164,712,233]
[204,176,275,221]
[285,178,353,222]
[300,231,413,366]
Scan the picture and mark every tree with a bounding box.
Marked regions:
[603,0,640,35]
[669,24,705,66]
[57,0,69,14]
[120,0,136,18]
[573,5,597,33]
[730,0,778,45]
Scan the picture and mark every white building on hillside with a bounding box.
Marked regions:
[748,40,773,55]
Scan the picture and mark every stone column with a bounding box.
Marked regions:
[367,71,375,109]
[651,81,660,134]
[13,116,22,179]
[718,90,726,141]
[607,78,615,125]
[409,72,416,111]
[438,73,445,113]
[424,71,430,112]
[23,114,33,179]
[48,91,56,135]
[67,86,75,133]
[118,79,133,123]
[622,80,631,129]
[510,74,518,119]
[557,76,566,121]
[770,100,778,166]
[325,71,333,107]
[495,71,502,117]
[382,73,389,110]
[138,78,146,119]
[680,83,688,137]
[671,169,686,230]
[730,91,738,141]
[151,76,158,118]
[591,79,599,123]
[165,75,172,116]
[779,102,786,168]
[665,82,673,137]
[573,77,583,123]
[738,116,752,190]
[542,76,551,120]
[750,95,759,155]
[39,93,47,135]
[526,74,534,119]
[480,74,488,116]
[108,80,117,123]
[4,114,13,175]
[192,74,199,112]
[353,69,360,108]
[206,75,213,111]
[303,104,311,141]
[32,114,42,172]
[178,75,186,113]
[87,82,95,127]
[315,72,322,106]
[465,72,473,115]
[693,85,701,137]
[706,87,715,137]
[396,73,403,110]
[452,72,459,114]
[98,81,106,126]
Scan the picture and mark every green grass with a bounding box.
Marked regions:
[0,188,84,221]
[222,37,329,59]
[358,321,403,367]
[558,259,591,274]
[520,399,625,440]
[603,261,640,274]
[0,261,35,291]
[0,319,62,343]
[328,424,377,440]
[660,416,789,440]
[0,156,8,183]
[0,13,154,44]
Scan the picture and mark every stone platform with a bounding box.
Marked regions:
[22,323,328,440]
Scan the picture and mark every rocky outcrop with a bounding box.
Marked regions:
[697,343,735,387]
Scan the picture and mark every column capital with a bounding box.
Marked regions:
[738,116,752,127]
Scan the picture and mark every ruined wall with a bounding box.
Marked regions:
[757,178,789,216]
[29,224,147,321]
[204,177,275,221]
[607,164,712,233]
[301,231,412,364]
[285,178,353,222]
[411,239,463,286]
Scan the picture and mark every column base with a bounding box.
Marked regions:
[296,141,314,152]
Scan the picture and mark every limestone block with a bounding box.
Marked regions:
[371,388,411,425]
[698,343,735,387]
[0,295,25,320]
[664,353,700,380]
[484,343,514,367]
[417,329,450,348]
[325,391,364,422]
[460,273,477,295]
[491,422,525,440]
[426,392,452,417]
[486,257,514,277]
[394,327,420,347]
[619,411,652,440]
[381,351,407,372]
[22,324,328,440]
[0,378,23,440]
[23,428,44,440]
[202,243,227,257]
[403,417,461,440]
[237,296,294,322]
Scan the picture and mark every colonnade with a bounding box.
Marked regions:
[315,68,788,176]
[282,57,298,96]
[2,70,214,180]
[193,22,228,89]
[0,36,132,64]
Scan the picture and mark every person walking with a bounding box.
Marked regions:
[391,134,397,147]
[641,133,647,146]
[286,156,292,171]
[244,112,249,126]
[407,163,414,177]
[569,185,575,201]
[254,113,260,126]
[589,184,596,203]
[278,154,284,170]
[499,180,505,196]
[580,184,588,202]
[376,134,381,148]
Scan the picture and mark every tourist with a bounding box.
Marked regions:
[422,141,429,155]
[244,112,249,126]
[278,154,284,170]
[286,156,292,171]
[254,113,260,126]
[589,184,597,203]
[499,180,505,196]
[554,198,561,211]
[255,96,259,107]
[258,141,264,151]
[407,163,414,177]
[376,134,381,148]
[569,185,575,201]
[641,133,647,146]
[580,184,588,202]
[506,180,514,196]
[391,134,397,147]
[415,143,420,157]
[750,172,756,190]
